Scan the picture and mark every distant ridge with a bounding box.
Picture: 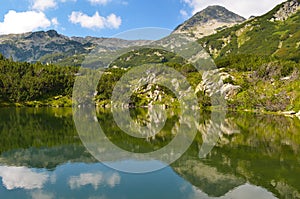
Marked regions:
[0,30,150,65]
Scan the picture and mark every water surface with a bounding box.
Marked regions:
[0,108,299,199]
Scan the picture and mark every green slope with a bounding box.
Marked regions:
[199,0,300,62]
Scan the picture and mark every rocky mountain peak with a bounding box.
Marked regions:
[196,5,245,23]
[24,30,66,40]
[271,0,300,21]
[173,5,245,38]
[46,30,61,38]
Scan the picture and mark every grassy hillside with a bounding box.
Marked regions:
[194,0,300,112]
[199,1,300,62]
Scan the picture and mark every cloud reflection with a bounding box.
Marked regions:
[31,190,55,199]
[68,172,121,190]
[0,166,49,190]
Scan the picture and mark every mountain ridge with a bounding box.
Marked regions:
[0,29,150,65]
[0,1,299,65]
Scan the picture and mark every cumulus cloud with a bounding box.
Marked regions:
[182,0,286,18]
[32,0,57,11]
[51,17,59,26]
[68,172,121,190]
[88,0,111,5]
[0,166,49,190]
[69,11,122,29]
[0,10,53,35]
[106,13,122,28]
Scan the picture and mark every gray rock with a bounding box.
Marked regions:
[196,68,240,100]
[173,5,245,39]
[271,0,300,21]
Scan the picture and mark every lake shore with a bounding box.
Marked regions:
[1,98,299,120]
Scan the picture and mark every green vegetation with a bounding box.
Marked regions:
[199,7,300,62]
[196,4,300,112]
[0,108,78,153]
[0,44,299,111]
[1,3,300,112]
[220,56,300,111]
[0,54,77,106]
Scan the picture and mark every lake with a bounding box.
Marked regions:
[0,108,299,199]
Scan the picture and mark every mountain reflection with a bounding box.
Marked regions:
[0,108,299,199]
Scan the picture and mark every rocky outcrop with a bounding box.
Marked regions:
[271,0,300,21]
[297,111,300,119]
[173,6,245,39]
[196,68,241,100]
[282,110,300,119]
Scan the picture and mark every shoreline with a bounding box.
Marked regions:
[1,100,299,119]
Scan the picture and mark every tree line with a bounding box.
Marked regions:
[0,54,78,103]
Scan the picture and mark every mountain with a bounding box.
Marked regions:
[0,0,299,112]
[193,0,300,112]
[0,1,298,65]
[0,30,150,65]
[173,5,246,38]
[198,0,300,62]
[0,6,246,66]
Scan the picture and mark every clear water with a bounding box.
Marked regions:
[0,108,299,199]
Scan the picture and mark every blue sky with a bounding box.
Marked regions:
[0,0,286,39]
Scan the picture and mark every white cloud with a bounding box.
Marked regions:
[60,0,77,2]
[68,172,121,190]
[88,0,111,5]
[182,0,286,18]
[0,10,53,35]
[0,166,49,190]
[31,0,76,11]
[121,1,129,6]
[180,9,189,19]
[69,11,122,29]
[106,13,122,29]
[32,0,57,11]
[51,17,59,26]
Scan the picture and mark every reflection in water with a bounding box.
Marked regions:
[0,166,48,190]
[188,184,277,199]
[0,108,299,198]
[68,172,121,190]
[197,117,240,158]
[30,190,55,199]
